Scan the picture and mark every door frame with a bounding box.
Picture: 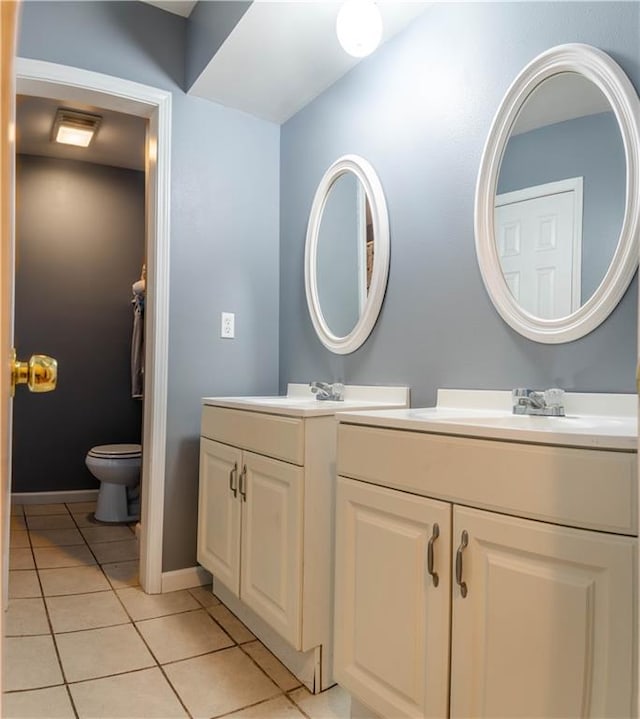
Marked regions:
[15,58,171,594]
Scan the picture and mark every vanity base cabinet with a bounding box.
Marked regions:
[450,506,635,719]
[198,437,303,648]
[334,476,636,719]
[334,477,452,719]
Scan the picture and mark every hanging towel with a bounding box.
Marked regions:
[131,285,145,399]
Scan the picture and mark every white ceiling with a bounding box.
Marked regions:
[142,0,197,17]
[188,1,430,124]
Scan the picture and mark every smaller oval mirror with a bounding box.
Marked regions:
[305,155,389,354]
[475,44,640,343]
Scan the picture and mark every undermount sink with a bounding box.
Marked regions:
[338,389,637,450]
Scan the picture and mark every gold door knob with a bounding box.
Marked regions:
[11,349,58,395]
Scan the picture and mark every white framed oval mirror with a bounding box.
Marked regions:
[305,154,389,354]
[475,43,640,343]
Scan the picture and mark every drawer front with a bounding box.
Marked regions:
[202,406,304,465]
[338,423,637,535]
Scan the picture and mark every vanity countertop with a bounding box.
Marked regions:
[337,389,637,451]
[202,383,410,418]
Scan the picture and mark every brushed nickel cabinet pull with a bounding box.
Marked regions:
[229,462,238,498]
[455,530,469,598]
[239,465,247,502]
[427,523,440,587]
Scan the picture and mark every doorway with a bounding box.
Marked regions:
[15,59,171,594]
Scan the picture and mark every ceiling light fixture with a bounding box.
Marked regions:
[51,109,101,148]
[336,0,383,58]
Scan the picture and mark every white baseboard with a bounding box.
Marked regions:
[161,565,212,593]
[12,489,99,505]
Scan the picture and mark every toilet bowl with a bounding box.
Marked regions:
[85,444,141,523]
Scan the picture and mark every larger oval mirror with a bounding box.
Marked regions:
[475,44,640,343]
[305,155,389,354]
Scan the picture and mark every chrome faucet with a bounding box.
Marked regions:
[310,381,344,401]
[512,388,565,416]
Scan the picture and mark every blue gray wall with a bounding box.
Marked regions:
[316,173,361,337]
[498,112,625,302]
[18,1,280,571]
[13,156,144,493]
[279,1,639,407]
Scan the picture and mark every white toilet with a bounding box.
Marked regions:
[85,444,142,523]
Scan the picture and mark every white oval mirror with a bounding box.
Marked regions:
[305,155,389,354]
[475,44,640,343]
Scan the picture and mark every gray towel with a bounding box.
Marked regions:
[131,295,144,399]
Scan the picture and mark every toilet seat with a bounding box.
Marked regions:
[88,443,141,459]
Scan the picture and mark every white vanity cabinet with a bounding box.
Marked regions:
[334,409,636,719]
[198,437,303,646]
[197,385,410,692]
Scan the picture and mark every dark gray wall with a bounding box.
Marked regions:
[18,1,280,571]
[186,1,252,90]
[279,2,639,407]
[498,112,625,302]
[13,156,144,493]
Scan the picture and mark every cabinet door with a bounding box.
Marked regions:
[240,451,304,648]
[450,506,635,718]
[197,438,242,596]
[334,477,452,719]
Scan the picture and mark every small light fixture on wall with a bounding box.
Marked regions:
[51,109,101,148]
[336,0,383,58]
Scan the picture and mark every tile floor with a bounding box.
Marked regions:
[4,500,350,719]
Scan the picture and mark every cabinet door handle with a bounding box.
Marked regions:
[427,523,440,587]
[229,462,238,498]
[455,530,469,598]
[239,465,247,502]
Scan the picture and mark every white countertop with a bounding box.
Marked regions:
[202,383,410,418]
[336,389,637,451]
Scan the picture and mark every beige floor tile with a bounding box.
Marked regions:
[9,570,41,599]
[33,544,96,569]
[226,696,306,718]
[80,525,133,544]
[27,514,76,531]
[46,590,129,633]
[2,685,75,719]
[10,530,31,548]
[56,623,155,682]
[11,503,25,516]
[5,598,50,636]
[69,667,187,719]
[189,584,220,608]
[29,528,84,548]
[90,538,138,564]
[208,603,256,644]
[11,515,27,531]
[136,609,234,664]
[243,641,301,691]
[4,635,63,691]
[116,586,199,620]
[66,501,97,513]
[39,565,111,596]
[24,504,69,516]
[101,560,139,588]
[289,685,351,719]
[68,512,96,528]
[10,547,35,570]
[164,646,280,718]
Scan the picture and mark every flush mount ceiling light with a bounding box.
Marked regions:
[51,109,101,147]
[336,0,383,58]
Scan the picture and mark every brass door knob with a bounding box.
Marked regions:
[11,349,57,394]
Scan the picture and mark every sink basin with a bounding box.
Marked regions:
[338,389,637,450]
